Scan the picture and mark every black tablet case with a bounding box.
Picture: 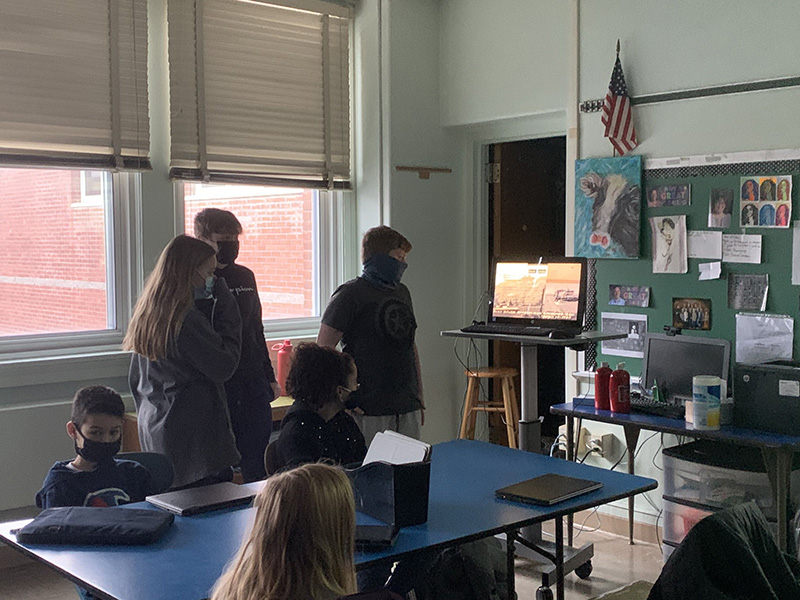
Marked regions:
[16,507,174,545]
[495,473,602,506]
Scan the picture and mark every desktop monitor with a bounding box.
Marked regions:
[488,257,587,332]
[641,334,731,403]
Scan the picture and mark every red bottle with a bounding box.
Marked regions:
[594,362,612,410]
[609,362,631,413]
[271,340,293,396]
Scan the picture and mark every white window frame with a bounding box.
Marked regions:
[175,183,357,340]
[0,171,143,360]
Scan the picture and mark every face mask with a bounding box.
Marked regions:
[216,241,240,265]
[195,273,215,299]
[73,424,121,464]
[361,253,408,290]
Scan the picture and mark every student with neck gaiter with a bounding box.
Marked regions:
[317,226,424,446]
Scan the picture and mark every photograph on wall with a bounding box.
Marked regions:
[600,312,647,358]
[728,273,768,311]
[574,156,641,259]
[649,215,688,273]
[708,188,733,229]
[646,184,691,208]
[672,297,711,331]
[608,284,650,307]
[739,175,791,228]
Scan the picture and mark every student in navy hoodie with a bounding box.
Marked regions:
[36,385,152,509]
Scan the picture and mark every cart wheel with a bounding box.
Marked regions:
[536,586,554,600]
[575,560,593,579]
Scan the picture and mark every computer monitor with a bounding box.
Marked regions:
[488,257,587,333]
[641,334,731,403]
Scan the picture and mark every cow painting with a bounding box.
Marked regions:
[574,156,642,259]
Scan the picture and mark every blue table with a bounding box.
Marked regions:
[551,401,800,550]
[0,439,655,600]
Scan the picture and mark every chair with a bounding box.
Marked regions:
[118,451,174,494]
[459,367,520,448]
[264,441,280,477]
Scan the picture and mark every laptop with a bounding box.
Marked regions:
[462,256,587,337]
[146,481,263,516]
[495,473,602,506]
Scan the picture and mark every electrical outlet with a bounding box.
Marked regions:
[587,433,616,457]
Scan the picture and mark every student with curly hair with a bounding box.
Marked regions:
[210,463,359,600]
[270,343,366,472]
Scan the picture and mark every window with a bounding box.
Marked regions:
[0,167,139,349]
[180,182,353,329]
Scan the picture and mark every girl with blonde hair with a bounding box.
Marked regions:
[211,463,358,600]
[124,234,242,489]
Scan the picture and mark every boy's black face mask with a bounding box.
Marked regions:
[216,241,240,265]
[73,424,121,464]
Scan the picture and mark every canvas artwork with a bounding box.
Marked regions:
[574,156,642,259]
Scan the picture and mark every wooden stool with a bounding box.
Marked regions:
[459,367,520,448]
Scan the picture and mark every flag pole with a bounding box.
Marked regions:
[613,41,619,156]
[616,39,620,57]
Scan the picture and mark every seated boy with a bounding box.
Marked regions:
[36,385,153,509]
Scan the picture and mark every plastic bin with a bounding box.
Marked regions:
[662,440,800,520]
[662,497,714,545]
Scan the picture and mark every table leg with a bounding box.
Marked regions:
[623,425,641,545]
[506,528,517,600]
[555,517,565,600]
[566,416,574,546]
[762,447,793,551]
[519,344,541,454]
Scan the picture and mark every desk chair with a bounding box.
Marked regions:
[118,451,174,494]
[459,367,520,448]
[264,441,279,477]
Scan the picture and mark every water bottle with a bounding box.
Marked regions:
[271,340,293,396]
[594,362,612,410]
[609,362,631,413]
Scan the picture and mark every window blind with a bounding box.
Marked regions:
[169,0,352,189]
[0,0,150,170]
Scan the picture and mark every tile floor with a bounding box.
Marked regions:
[0,525,664,600]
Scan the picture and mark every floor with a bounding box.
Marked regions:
[0,525,664,600]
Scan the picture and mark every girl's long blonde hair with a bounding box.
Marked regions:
[211,463,357,600]
[123,235,215,360]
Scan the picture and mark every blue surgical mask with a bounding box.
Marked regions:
[195,273,216,299]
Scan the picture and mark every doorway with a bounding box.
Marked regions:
[488,136,567,446]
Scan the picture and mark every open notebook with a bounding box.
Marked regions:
[362,430,432,465]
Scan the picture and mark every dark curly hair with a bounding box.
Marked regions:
[71,385,125,428]
[285,343,355,410]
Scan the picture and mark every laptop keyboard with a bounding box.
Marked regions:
[460,323,555,337]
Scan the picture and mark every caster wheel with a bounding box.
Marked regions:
[575,560,593,579]
[536,586,554,600]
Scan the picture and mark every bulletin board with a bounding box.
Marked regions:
[594,156,800,380]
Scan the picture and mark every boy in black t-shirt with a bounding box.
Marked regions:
[36,385,152,509]
[195,208,280,482]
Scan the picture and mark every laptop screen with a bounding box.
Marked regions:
[488,257,587,331]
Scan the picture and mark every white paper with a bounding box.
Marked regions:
[722,234,762,264]
[735,313,794,364]
[688,231,723,259]
[363,431,431,465]
[698,261,722,280]
[792,221,800,284]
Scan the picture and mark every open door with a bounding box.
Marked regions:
[488,137,567,447]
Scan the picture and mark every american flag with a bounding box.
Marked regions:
[601,56,637,155]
